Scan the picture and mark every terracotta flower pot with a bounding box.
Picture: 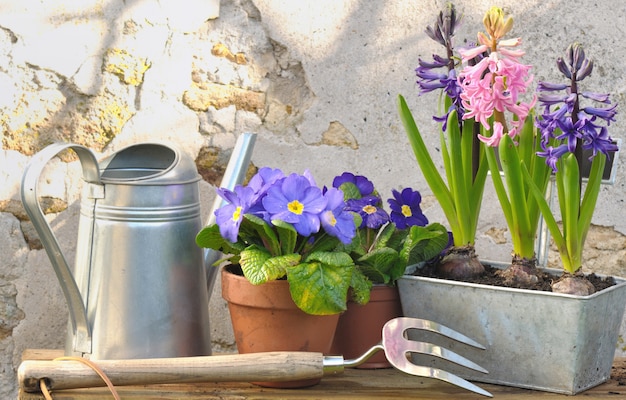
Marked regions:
[331,284,403,369]
[221,265,339,388]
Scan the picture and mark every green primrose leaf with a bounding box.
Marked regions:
[195,224,223,248]
[242,214,281,256]
[338,181,362,200]
[195,224,246,257]
[272,219,298,254]
[356,247,399,284]
[401,223,450,265]
[240,245,300,284]
[305,250,353,267]
[349,268,373,305]
[287,259,353,315]
[373,223,396,250]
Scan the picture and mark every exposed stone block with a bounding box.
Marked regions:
[104,48,152,87]
[321,121,358,149]
[183,82,266,114]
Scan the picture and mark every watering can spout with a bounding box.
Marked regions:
[204,133,257,295]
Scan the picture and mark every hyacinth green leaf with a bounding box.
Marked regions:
[499,134,534,258]
[271,219,298,255]
[398,95,459,239]
[520,161,569,269]
[288,257,353,315]
[349,268,373,305]
[559,153,582,273]
[466,121,489,238]
[240,246,300,284]
[240,214,281,256]
[338,181,362,200]
[447,108,472,242]
[401,223,450,265]
[356,247,399,284]
[579,153,606,247]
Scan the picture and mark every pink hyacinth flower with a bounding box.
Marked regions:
[458,47,534,145]
[478,121,505,146]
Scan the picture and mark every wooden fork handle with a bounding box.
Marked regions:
[19,351,328,392]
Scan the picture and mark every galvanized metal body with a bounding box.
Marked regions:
[397,262,626,394]
[22,142,211,360]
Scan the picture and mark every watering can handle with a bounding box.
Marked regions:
[20,143,102,355]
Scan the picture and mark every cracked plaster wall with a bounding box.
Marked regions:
[1,0,625,397]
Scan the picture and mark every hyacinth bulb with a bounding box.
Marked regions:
[551,274,595,295]
[435,245,484,279]
[495,255,539,288]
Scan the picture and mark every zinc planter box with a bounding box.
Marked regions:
[397,262,626,394]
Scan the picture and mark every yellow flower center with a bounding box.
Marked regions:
[288,200,304,215]
[232,206,242,222]
[401,204,412,218]
[363,205,377,214]
[326,211,337,226]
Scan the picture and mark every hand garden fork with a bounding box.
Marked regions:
[19,317,491,397]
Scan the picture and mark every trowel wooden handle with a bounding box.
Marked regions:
[19,351,329,392]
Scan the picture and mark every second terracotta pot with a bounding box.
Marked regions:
[331,284,403,369]
[221,265,339,388]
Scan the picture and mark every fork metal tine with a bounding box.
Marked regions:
[396,363,493,398]
[381,317,492,397]
[386,317,486,349]
[399,341,488,374]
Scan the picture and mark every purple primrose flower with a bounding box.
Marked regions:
[320,187,357,244]
[332,172,374,197]
[262,173,327,237]
[346,195,389,229]
[387,188,429,229]
[214,185,257,243]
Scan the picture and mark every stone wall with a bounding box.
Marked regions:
[2,0,625,397]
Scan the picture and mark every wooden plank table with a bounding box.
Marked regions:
[18,350,626,399]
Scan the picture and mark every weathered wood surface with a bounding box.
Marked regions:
[18,350,626,399]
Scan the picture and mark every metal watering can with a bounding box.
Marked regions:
[20,135,256,360]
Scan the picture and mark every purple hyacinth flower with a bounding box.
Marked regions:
[387,188,429,229]
[346,195,389,229]
[582,125,619,158]
[332,172,375,197]
[583,104,617,123]
[537,144,570,172]
[214,185,257,242]
[262,173,327,237]
[320,187,357,244]
[555,117,583,153]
